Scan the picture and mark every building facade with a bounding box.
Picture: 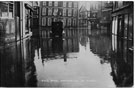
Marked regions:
[39,1,79,37]
[111,1,133,86]
[99,1,112,34]
[78,1,112,35]
[0,1,36,46]
[79,6,88,27]
[32,1,40,37]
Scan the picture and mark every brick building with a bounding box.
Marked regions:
[39,1,79,37]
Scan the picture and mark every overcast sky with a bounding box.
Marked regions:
[79,1,99,10]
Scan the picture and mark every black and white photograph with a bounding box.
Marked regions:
[0,1,134,87]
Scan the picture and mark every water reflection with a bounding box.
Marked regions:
[89,34,111,64]
[0,41,25,87]
[0,29,133,87]
[40,37,79,64]
[89,33,133,87]
[0,38,38,87]
[110,35,133,87]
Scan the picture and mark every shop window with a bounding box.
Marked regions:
[123,16,128,62]
[124,14,128,39]
[112,16,118,35]
[42,7,46,15]
[9,3,14,18]
[112,34,117,52]
[25,9,31,33]
[11,22,15,33]
[0,2,14,18]
[128,13,133,49]
[5,21,10,34]
[118,15,123,37]
[112,17,115,34]
[0,3,8,17]
[128,14,133,40]
[114,16,118,35]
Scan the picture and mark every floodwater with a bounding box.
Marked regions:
[0,29,133,87]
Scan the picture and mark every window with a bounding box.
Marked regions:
[73,19,76,26]
[48,8,52,16]
[54,1,58,6]
[53,18,57,22]
[42,7,46,15]
[43,1,46,6]
[118,15,123,37]
[63,18,66,27]
[88,12,90,17]
[63,2,67,7]
[73,9,75,17]
[114,1,118,9]
[68,19,71,26]
[42,17,46,26]
[48,1,52,6]
[112,16,118,35]
[112,17,115,34]
[124,14,128,39]
[118,1,123,7]
[114,16,118,35]
[0,2,14,18]
[59,9,62,16]
[53,8,58,16]
[68,2,72,7]
[48,18,52,26]
[128,14,133,40]
[25,9,30,33]
[74,2,77,8]
[6,21,10,34]
[63,8,66,16]
[0,3,8,17]
[128,13,133,50]
[68,9,72,16]
[9,3,13,18]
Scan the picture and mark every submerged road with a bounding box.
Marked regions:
[0,30,133,87]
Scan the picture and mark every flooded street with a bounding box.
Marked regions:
[0,29,133,87]
[0,1,133,87]
[35,35,115,87]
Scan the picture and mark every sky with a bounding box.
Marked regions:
[79,1,90,10]
[79,1,100,10]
